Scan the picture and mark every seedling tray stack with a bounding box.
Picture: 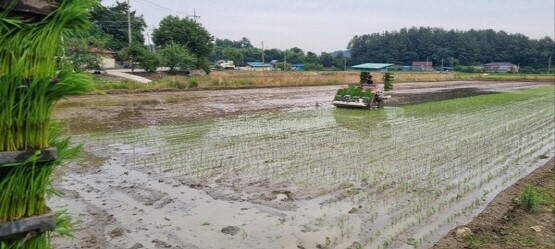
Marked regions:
[1,1,94,247]
[0,148,58,240]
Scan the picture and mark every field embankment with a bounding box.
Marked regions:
[433,159,554,249]
[94,70,555,92]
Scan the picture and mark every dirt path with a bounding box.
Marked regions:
[105,69,153,83]
[49,81,553,249]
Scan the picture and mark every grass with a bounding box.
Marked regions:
[455,72,555,82]
[402,86,554,117]
[519,185,542,212]
[466,235,494,249]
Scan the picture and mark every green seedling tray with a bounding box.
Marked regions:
[0,211,55,240]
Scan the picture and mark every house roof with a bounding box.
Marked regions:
[89,48,117,54]
[484,62,517,67]
[247,62,272,67]
[351,63,393,70]
[412,61,432,66]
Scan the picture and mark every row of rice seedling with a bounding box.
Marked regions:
[81,86,554,248]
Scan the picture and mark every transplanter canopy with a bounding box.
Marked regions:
[350,63,394,70]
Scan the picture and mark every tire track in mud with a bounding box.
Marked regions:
[52,158,365,249]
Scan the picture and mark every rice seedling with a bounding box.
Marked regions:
[82,86,553,248]
[0,0,93,247]
[0,0,94,151]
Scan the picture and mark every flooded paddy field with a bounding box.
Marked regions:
[50,81,554,249]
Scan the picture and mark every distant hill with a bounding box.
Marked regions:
[348,27,554,70]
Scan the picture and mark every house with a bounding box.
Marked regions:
[216,60,235,69]
[483,62,519,73]
[246,62,273,71]
[412,61,433,71]
[89,48,117,69]
[291,63,304,71]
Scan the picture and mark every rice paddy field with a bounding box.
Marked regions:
[49,82,554,249]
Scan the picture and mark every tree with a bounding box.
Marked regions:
[215,37,253,48]
[305,52,320,65]
[347,27,555,69]
[152,15,213,73]
[264,48,283,62]
[222,47,244,65]
[57,31,108,72]
[320,52,334,68]
[158,42,195,72]
[91,2,147,51]
[119,43,148,71]
[332,54,347,70]
[140,50,161,72]
[285,47,305,64]
[305,63,323,71]
[241,47,262,63]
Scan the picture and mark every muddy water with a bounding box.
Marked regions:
[50,83,554,249]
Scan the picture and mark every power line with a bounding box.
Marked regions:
[134,0,190,16]
[93,21,130,23]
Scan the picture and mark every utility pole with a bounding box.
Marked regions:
[441,57,444,71]
[548,55,552,74]
[261,41,264,64]
[283,50,287,71]
[343,56,346,71]
[192,8,200,22]
[127,0,132,44]
[146,31,152,52]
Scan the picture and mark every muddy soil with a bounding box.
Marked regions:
[433,159,555,249]
[54,81,550,134]
[49,81,553,249]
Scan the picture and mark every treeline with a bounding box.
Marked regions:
[210,38,349,70]
[348,27,554,71]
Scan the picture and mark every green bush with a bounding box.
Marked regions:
[520,185,542,212]
[188,79,199,88]
[167,80,189,89]
[305,63,323,71]
[139,51,161,72]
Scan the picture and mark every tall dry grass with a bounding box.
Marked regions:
[194,71,359,88]
[95,71,555,92]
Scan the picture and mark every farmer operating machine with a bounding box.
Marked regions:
[332,63,394,109]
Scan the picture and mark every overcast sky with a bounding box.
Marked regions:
[103,0,555,53]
